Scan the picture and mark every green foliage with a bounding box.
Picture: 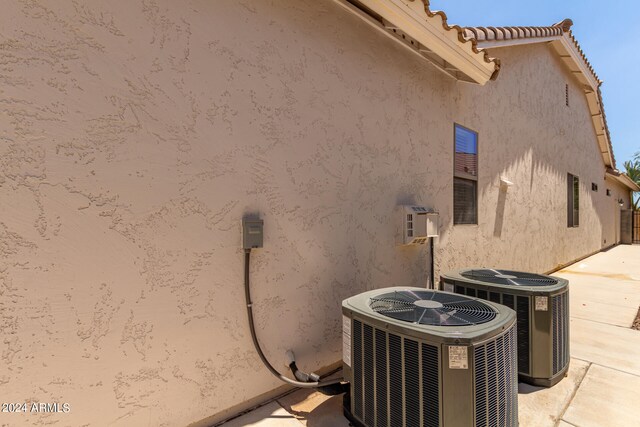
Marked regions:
[624,151,640,210]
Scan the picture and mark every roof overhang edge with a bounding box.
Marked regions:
[606,169,640,192]
[475,35,561,49]
[555,34,600,90]
[550,35,613,168]
[346,0,497,84]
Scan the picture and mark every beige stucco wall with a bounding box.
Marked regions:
[437,43,630,275]
[604,177,634,244]
[0,1,630,426]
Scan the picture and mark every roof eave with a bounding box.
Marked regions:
[550,35,614,168]
[475,35,561,49]
[475,32,600,89]
[551,34,600,90]
[606,169,640,192]
[336,0,498,84]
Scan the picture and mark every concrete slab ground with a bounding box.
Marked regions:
[570,317,640,376]
[222,402,303,427]
[517,359,589,427]
[568,297,637,328]
[278,389,348,427]
[220,245,640,427]
[563,364,640,427]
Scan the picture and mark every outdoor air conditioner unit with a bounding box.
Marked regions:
[342,287,518,427]
[441,269,570,387]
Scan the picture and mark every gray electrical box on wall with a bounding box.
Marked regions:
[242,218,263,249]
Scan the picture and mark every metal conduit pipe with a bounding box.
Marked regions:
[243,249,347,391]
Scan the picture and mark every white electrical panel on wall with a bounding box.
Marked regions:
[396,205,439,245]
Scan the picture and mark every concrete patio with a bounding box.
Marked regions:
[219,245,640,427]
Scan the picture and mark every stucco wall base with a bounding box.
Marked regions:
[199,245,621,427]
[194,361,343,427]
[545,243,618,275]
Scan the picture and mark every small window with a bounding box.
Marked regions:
[567,173,579,227]
[454,124,478,224]
[565,84,569,107]
[606,189,611,196]
[591,183,598,192]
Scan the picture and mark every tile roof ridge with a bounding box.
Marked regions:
[554,18,601,86]
[461,17,601,87]
[553,18,574,32]
[462,24,564,42]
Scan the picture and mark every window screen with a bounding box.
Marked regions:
[567,174,579,227]
[454,178,477,224]
[454,124,478,224]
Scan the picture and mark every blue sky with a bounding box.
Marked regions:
[430,0,640,168]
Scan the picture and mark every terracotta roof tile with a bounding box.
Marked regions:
[462,19,601,85]
[564,28,601,85]
[421,1,501,80]
[462,24,564,43]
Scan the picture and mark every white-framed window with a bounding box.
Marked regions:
[567,173,579,227]
[454,124,478,225]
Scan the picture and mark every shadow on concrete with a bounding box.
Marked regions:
[518,381,546,395]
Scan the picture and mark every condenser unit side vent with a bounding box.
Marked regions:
[552,292,570,374]
[349,319,441,427]
[343,287,518,426]
[516,296,530,375]
[474,325,518,427]
[442,269,570,387]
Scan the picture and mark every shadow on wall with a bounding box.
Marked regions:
[446,42,613,273]
[473,144,608,271]
[493,185,507,238]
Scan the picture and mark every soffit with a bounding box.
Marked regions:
[334,0,500,84]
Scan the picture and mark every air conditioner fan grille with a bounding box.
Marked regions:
[369,290,497,326]
[461,269,558,287]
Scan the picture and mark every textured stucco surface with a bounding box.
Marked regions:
[438,43,630,275]
[0,1,629,425]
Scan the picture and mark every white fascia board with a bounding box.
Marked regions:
[354,0,495,84]
[333,0,458,81]
[476,35,561,49]
[554,34,613,167]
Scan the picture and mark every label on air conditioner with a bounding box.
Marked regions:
[443,282,454,293]
[448,345,468,369]
[535,296,548,311]
[342,315,351,367]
